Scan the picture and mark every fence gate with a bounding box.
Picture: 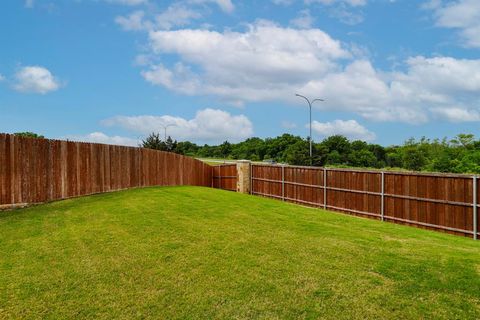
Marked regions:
[212,164,237,191]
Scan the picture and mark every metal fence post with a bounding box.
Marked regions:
[323,168,327,210]
[282,165,285,201]
[474,176,477,240]
[381,171,385,222]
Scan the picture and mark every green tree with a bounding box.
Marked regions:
[175,141,199,156]
[165,136,177,152]
[14,132,44,139]
[402,147,426,171]
[451,133,475,149]
[349,149,378,168]
[219,141,232,159]
[142,133,166,151]
[385,151,402,168]
[283,140,310,165]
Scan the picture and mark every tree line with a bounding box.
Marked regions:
[141,132,480,174]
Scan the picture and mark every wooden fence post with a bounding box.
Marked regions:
[282,165,285,201]
[381,171,385,221]
[474,176,477,240]
[323,168,327,210]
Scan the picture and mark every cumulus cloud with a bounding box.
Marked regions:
[311,119,376,141]
[13,66,61,94]
[427,0,480,48]
[102,108,253,143]
[430,107,480,122]
[64,132,139,146]
[116,5,202,31]
[303,56,480,123]
[119,16,480,124]
[190,0,235,13]
[143,22,349,103]
[139,20,480,123]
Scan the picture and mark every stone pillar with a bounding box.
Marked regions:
[236,160,251,194]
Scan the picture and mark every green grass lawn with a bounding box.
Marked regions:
[1,187,479,319]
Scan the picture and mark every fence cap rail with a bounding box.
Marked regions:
[0,133,191,158]
[251,162,478,179]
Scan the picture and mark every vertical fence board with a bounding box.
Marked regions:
[212,164,237,192]
[0,134,212,208]
[251,164,478,238]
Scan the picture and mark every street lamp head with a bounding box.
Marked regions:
[294,93,325,166]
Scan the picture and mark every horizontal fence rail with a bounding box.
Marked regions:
[212,164,237,192]
[251,164,480,239]
[0,134,213,208]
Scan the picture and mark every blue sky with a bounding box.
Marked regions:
[1,0,479,146]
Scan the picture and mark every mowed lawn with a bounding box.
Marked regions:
[0,187,479,319]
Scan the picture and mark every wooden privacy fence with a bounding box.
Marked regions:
[2,132,479,240]
[212,164,237,191]
[251,164,479,239]
[0,134,212,208]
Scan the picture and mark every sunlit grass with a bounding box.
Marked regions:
[0,186,479,319]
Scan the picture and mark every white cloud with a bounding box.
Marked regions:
[431,107,480,122]
[64,132,139,146]
[115,11,150,31]
[25,0,34,8]
[13,66,61,94]
[133,20,480,124]
[290,10,314,29]
[311,119,376,141]
[144,22,350,103]
[102,108,253,143]
[155,5,202,30]
[190,0,235,13]
[116,5,202,31]
[0,74,5,81]
[329,4,364,25]
[288,0,367,25]
[302,56,480,123]
[427,0,480,48]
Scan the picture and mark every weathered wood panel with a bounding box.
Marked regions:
[0,134,213,208]
[212,164,237,191]
[251,164,479,238]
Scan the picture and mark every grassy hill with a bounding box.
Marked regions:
[0,186,479,319]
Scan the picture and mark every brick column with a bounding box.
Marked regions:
[236,160,251,194]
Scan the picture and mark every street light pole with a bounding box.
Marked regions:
[159,124,176,141]
[295,94,324,165]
